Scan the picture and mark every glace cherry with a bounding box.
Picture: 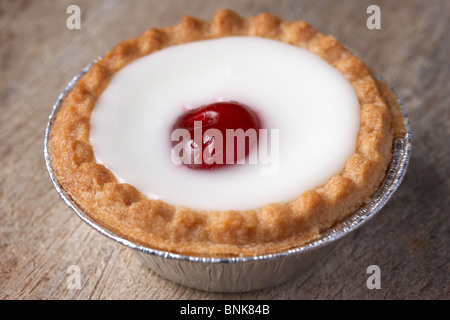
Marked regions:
[171,101,261,170]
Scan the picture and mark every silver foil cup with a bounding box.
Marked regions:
[44,60,411,292]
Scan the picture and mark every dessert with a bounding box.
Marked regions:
[48,10,406,257]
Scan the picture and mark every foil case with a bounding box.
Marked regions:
[44,60,411,292]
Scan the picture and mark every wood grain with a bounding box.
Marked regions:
[0,0,448,300]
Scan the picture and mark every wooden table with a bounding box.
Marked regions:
[1,0,448,300]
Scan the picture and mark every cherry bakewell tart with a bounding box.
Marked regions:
[48,10,406,258]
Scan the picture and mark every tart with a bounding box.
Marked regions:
[48,9,406,257]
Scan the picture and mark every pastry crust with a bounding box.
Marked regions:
[48,9,405,257]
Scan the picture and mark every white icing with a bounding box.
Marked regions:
[90,36,360,211]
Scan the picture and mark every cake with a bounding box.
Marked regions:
[48,9,406,257]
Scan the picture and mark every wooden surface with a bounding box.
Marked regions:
[0,0,448,300]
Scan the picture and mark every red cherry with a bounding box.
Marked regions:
[171,101,261,170]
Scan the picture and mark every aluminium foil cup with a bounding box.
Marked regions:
[44,59,412,293]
